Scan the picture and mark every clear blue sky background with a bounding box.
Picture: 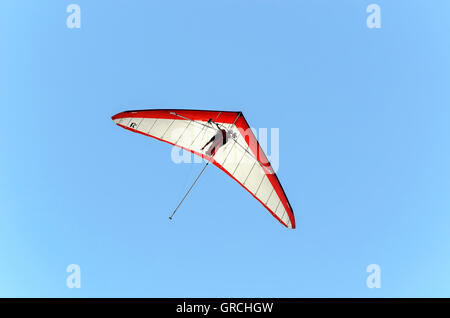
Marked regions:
[1,0,450,297]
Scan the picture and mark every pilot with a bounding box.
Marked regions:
[201,120,233,157]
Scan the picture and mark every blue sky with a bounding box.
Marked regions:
[1,0,450,297]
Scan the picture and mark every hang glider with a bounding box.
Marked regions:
[111,109,295,229]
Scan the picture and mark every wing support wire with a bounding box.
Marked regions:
[169,161,210,221]
[170,112,217,132]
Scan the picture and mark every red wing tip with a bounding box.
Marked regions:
[111,113,122,121]
[285,222,296,229]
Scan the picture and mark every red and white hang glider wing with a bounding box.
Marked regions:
[111,109,295,229]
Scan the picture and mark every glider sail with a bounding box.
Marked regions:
[111,109,295,229]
